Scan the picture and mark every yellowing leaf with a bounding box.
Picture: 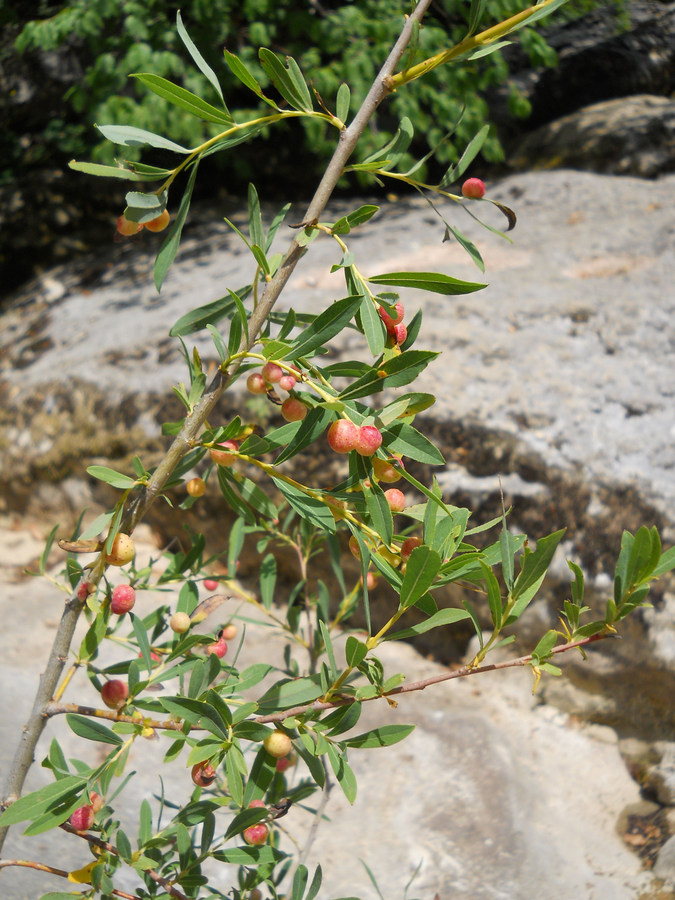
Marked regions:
[68,861,96,883]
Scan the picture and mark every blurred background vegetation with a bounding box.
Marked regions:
[1,0,619,290]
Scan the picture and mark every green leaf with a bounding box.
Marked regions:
[336,83,350,122]
[66,715,123,746]
[223,50,274,105]
[0,775,86,826]
[170,289,244,336]
[512,529,565,601]
[653,544,675,578]
[274,408,333,465]
[467,0,488,35]
[359,117,414,170]
[257,675,324,712]
[360,294,387,357]
[86,466,136,490]
[444,224,485,272]
[531,629,559,661]
[383,422,445,465]
[339,350,439,400]
[176,10,226,105]
[258,49,312,111]
[399,545,442,609]
[132,74,232,124]
[368,271,487,295]
[343,724,414,749]
[384,607,471,640]
[271,478,336,533]
[158,697,229,739]
[345,636,368,667]
[68,160,149,181]
[363,481,393,547]
[96,124,189,153]
[376,393,436,426]
[131,613,153,673]
[326,744,357,803]
[289,295,363,359]
[291,865,309,900]
[441,124,490,185]
[154,160,199,291]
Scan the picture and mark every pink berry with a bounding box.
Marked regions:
[243,801,269,845]
[77,581,94,601]
[401,536,423,559]
[89,792,104,813]
[389,322,407,345]
[461,178,485,199]
[261,362,283,384]
[281,397,307,422]
[372,455,404,484]
[105,533,135,567]
[116,215,143,236]
[384,489,406,512]
[101,679,128,710]
[70,804,95,831]
[206,638,228,658]
[110,584,135,615]
[359,570,378,591]
[220,623,238,640]
[191,762,216,787]
[209,441,238,466]
[327,419,359,453]
[278,374,297,391]
[378,301,404,329]
[204,578,219,591]
[247,372,267,394]
[354,425,382,457]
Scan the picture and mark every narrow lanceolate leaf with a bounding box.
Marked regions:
[223,50,276,106]
[131,74,232,124]
[441,124,490,185]
[68,160,150,180]
[336,83,350,122]
[0,775,86,826]
[170,288,246,336]
[368,271,487,295]
[399,546,442,609]
[258,49,312,111]
[66,715,123,745]
[385,607,472,641]
[96,124,189,153]
[383,421,445,465]
[271,478,336,532]
[257,675,324,712]
[360,295,387,357]
[86,466,136,490]
[288,295,363,358]
[512,529,565,601]
[154,160,199,291]
[176,10,227,106]
[343,724,414,749]
[339,350,439,401]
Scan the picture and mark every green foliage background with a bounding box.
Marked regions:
[8,0,572,193]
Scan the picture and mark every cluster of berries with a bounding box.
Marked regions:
[378,300,407,346]
[247,362,307,423]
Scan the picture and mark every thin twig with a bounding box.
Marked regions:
[0,859,137,899]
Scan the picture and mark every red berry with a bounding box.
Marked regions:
[206,638,228,658]
[247,372,267,394]
[186,477,206,497]
[384,489,406,512]
[372,456,404,484]
[263,730,292,759]
[327,419,359,453]
[204,578,219,591]
[101,679,128,710]
[461,178,486,199]
[209,441,238,466]
[243,802,269,845]
[191,762,217,787]
[144,209,170,232]
[77,581,94,601]
[389,322,407,345]
[261,362,284,384]
[354,425,382,457]
[275,754,293,772]
[116,215,143,236]
[378,301,404,329]
[110,584,135,615]
[105,533,135,567]
[401,536,423,559]
[278,374,297,391]
[69,804,95,831]
[281,397,307,422]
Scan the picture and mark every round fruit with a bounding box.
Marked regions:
[145,209,170,232]
[461,177,486,199]
[261,362,283,384]
[263,730,292,759]
[247,372,267,394]
[220,623,238,640]
[101,679,128,710]
[372,455,404,484]
[116,215,143,236]
[359,570,378,591]
[206,638,228,658]
[191,762,217,787]
[275,753,295,772]
[170,612,191,634]
[110,584,136,615]
[327,419,359,453]
[243,822,269,845]
[278,374,297,391]
[401,536,423,559]
[209,441,239,466]
[378,301,404,329]
[354,425,382,457]
[105,533,135,567]
[186,477,206,497]
[389,322,407,345]
[281,398,307,422]
[69,804,95,831]
[204,578,219,591]
[384,488,406,512]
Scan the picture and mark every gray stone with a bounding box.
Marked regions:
[645,743,675,806]
[654,835,675,884]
